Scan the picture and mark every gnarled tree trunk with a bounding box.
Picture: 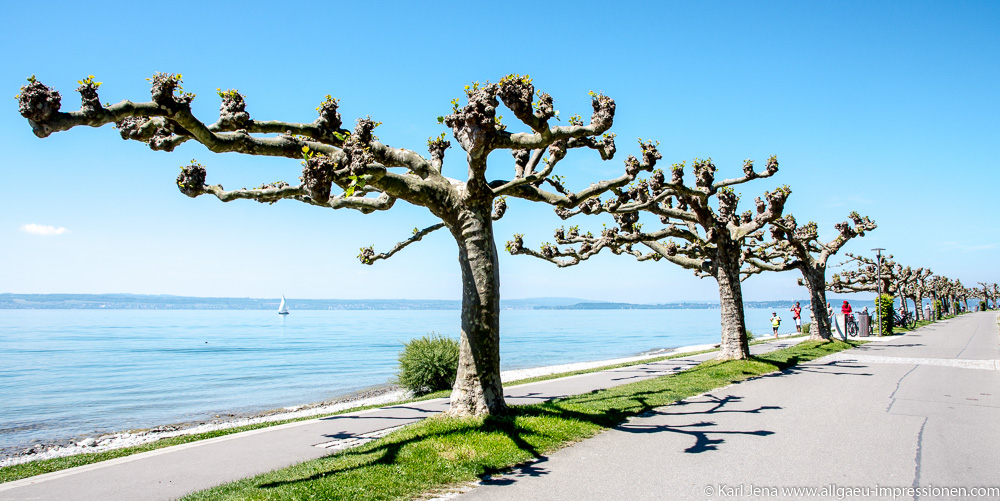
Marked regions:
[801,268,832,341]
[447,205,507,416]
[716,248,750,360]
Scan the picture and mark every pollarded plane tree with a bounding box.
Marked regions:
[968,285,986,311]
[951,279,969,313]
[977,282,998,310]
[960,286,976,312]
[16,73,644,417]
[904,267,938,319]
[827,252,901,298]
[928,275,964,316]
[961,282,976,313]
[927,275,948,316]
[950,279,970,313]
[743,212,876,341]
[910,267,934,320]
[961,286,975,311]
[933,276,959,315]
[508,156,789,360]
[895,266,921,318]
[908,267,937,321]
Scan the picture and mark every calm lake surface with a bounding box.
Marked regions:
[1,307,799,452]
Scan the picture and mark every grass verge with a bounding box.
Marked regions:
[185,339,862,501]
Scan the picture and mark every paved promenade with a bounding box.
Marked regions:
[0,335,803,500]
[456,312,1000,500]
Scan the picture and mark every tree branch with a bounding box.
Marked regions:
[358,223,448,265]
[712,156,780,189]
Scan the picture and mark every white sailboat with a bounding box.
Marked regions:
[278,295,290,315]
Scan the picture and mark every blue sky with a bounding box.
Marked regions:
[2,1,998,303]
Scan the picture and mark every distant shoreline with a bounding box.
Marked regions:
[0,293,833,311]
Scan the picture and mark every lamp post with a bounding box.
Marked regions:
[872,248,885,336]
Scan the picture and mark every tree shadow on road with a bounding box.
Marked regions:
[615,394,778,453]
[620,420,775,453]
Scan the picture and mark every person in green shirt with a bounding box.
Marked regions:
[771,312,781,338]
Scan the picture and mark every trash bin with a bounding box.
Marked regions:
[857,313,870,337]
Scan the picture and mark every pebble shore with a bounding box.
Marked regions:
[1,343,717,469]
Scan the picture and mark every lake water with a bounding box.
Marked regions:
[0,307,803,453]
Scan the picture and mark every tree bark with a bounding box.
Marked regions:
[801,269,832,340]
[446,205,508,416]
[715,248,750,360]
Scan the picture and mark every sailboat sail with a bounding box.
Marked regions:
[278,295,289,315]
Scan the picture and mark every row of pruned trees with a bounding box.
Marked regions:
[16,73,993,418]
[507,154,879,352]
[830,254,998,319]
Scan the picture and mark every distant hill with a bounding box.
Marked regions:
[0,294,597,310]
[0,293,870,311]
[536,301,717,310]
[534,300,811,310]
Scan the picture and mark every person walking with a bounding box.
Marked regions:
[770,312,781,339]
[790,302,802,333]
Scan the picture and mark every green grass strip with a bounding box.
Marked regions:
[185,339,862,501]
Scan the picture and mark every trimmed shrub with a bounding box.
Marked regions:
[877,294,894,335]
[801,322,811,335]
[934,300,943,319]
[396,333,460,395]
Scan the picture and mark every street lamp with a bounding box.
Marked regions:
[872,248,885,336]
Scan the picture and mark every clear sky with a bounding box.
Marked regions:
[2,1,998,303]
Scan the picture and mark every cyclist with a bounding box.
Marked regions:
[841,300,853,318]
[842,300,855,333]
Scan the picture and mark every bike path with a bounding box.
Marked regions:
[0,336,807,500]
[455,312,1000,500]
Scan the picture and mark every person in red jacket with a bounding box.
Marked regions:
[842,300,853,317]
[790,302,802,333]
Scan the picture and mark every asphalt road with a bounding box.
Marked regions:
[455,312,1000,501]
